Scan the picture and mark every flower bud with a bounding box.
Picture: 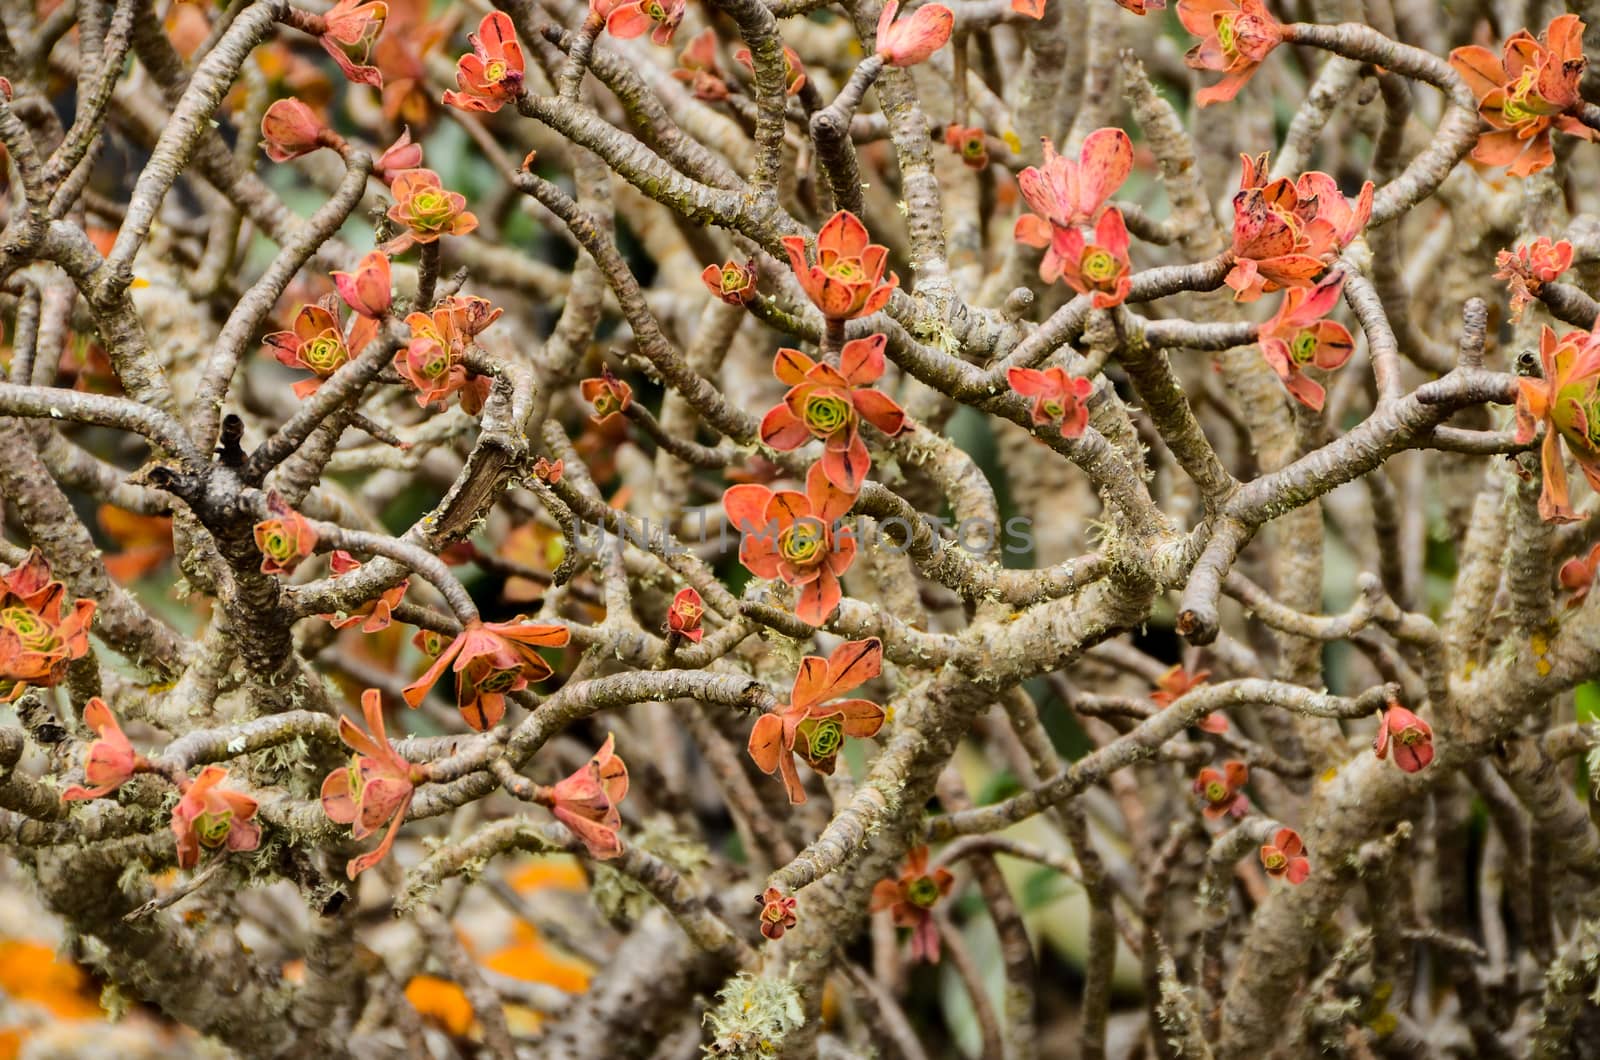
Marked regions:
[376,129,424,184]
[332,251,392,319]
[260,98,332,163]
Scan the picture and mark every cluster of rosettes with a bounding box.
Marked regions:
[1462,16,1600,525]
[66,477,609,876]
[129,0,1586,960]
[1013,127,1135,309]
[60,700,261,869]
[490,0,950,68]
[503,7,949,635]
[551,8,957,894]
[57,682,629,881]
[261,85,469,252]
[78,0,993,898]
[694,210,913,628]
[1224,153,1371,410]
[1158,659,1437,886]
[1176,694,1435,889]
[1190,759,1317,885]
[57,9,533,875]
[1003,130,1363,419]
[400,294,502,414]
[1162,0,1597,182]
[707,213,906,869]
[726,650,919,939]
[1159,0,1600,492]
[310,582,622,874]
[769,843,960,962]
[548,14,951,653]
[257,121,491,414]
[249,23,640,876]
[1490,232,1600,524]
[0,550,96,703]
[60,609,621,879]
[322,689,628,876]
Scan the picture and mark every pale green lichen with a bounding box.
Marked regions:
[910,314,961,358]
[763,631,805,676]
[255,736,310,788]
[99,980,131,1022]
[115,860,150,899]
[592,816,711,923]
[702,972,805,1058]
[1153,968,1197,1052]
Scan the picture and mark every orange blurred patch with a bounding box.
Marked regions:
[372,0,457,130]
[247,43,333,115]
[98,505,174,583]
[405,975,475,1037]
[508,857,587,894]
[995,176,1019,211]
[85,227,118,258]
[821,977,839,1023]
[0,941,102,1021]
[483,926,590,994]
[165,2,210,60]
[61,337,121,395]
[500,523,565,604]
[572,415,629,486]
